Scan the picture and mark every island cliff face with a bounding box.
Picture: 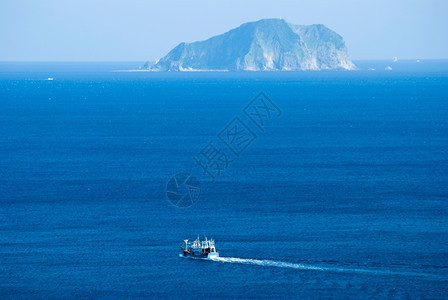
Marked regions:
[146,19,356,71]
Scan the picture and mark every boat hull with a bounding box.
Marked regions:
[182,251,219,260]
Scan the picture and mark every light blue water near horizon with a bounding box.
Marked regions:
[0,60,447,298]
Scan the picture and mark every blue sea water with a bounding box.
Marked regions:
[0,60,447,298]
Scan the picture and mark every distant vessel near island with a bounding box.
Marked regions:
[144,18,356,71]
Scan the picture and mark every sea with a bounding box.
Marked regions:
[0,60,447,298]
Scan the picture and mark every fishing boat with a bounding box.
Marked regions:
[180,236,219,259]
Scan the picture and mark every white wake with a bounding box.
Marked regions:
[211,256,325,271]
[209,256,443,279]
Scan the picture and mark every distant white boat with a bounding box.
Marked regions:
[416,59,420,63]
[385,66,393,70]
[367,68,375,71]
[393,57,398,62]
[47,77,54,81]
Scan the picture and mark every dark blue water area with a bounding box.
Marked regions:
[0,61,447,298]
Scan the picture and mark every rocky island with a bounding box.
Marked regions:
[145,18,356,71]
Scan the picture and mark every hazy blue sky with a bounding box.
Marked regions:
[1,0,447,61]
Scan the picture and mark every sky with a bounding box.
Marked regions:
[1,0,447,61]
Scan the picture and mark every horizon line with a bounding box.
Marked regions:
[1,58,448,63]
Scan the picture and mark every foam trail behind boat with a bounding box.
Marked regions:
[210,256,443,279]
[211,257,325,271]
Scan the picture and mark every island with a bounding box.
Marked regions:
[144,19,356,71]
